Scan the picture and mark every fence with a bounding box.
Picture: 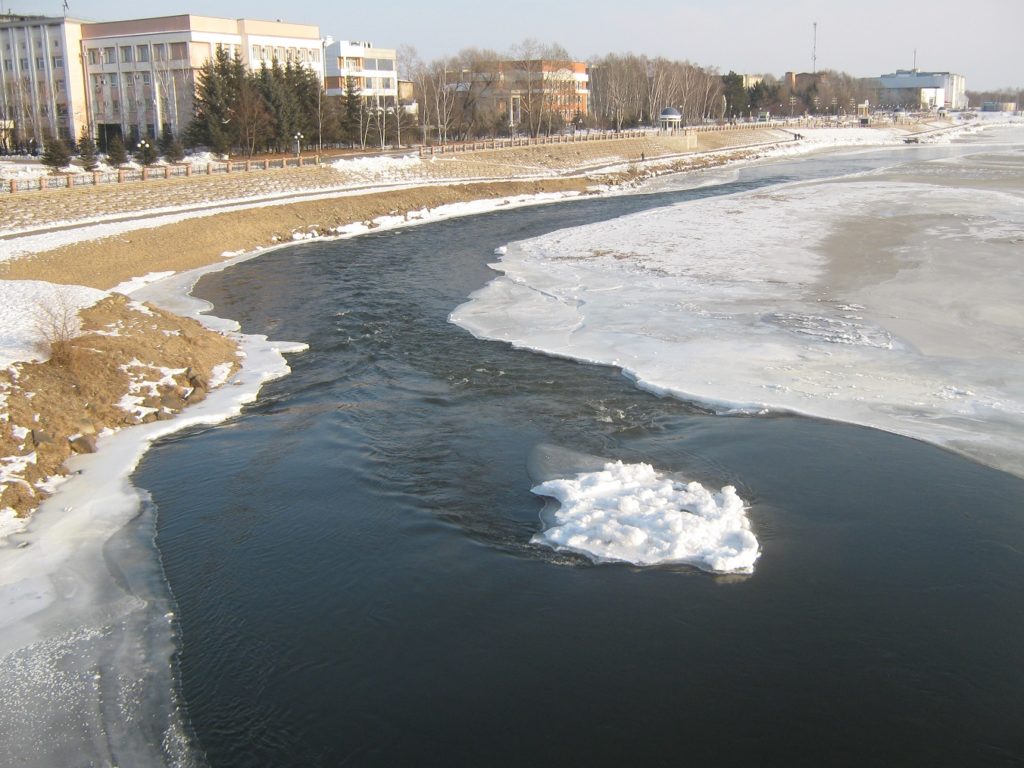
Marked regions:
[418,129,650,156]
[6,154,320,194]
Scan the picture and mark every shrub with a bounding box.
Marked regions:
[33,288,80,368]
[41,135,71,172]
[106,135,128,166]
[78,129,99,172]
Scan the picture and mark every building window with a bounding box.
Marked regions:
[92,74,102,88]
[251,45,260,60]
[52,55,63,68]
[109,73,118,86]
[381,77,392,89]
[88,48,99,65]
[120,46,133,63]
[141,72,151,85]
[153,43,166,61]
[169,42,187,60]
[136,45,149,62]
[378,58,394,71]
[104,47,116,64]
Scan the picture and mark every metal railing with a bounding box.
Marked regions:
[6,154,321,193]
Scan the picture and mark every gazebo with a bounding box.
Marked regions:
[659,107,682,133]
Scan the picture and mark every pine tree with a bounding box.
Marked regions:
[106,134,128,166]
[166,136,185,164]
[41,135,71,172]
[342,76,362,147]
[158,123,175,155]
[185,46,238,154]
[78,128,99,172]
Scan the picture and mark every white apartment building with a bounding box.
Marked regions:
[0,12,322,150]
[0,14,89,149]
[80,15,322,146]
[878,69,967,111]
[324,40,397,107]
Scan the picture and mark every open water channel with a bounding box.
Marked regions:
[136,147,1024,766]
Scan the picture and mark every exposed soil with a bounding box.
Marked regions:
[0,294,238,515]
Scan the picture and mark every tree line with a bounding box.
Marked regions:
[185,45,417,156]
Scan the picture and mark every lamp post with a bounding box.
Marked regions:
[136,138,152,166]
[318,35,333,157]
[294,131,303,159]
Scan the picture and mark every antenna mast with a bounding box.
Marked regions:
[812,21,818,74]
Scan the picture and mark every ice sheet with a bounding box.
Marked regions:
[452,131,1024,478]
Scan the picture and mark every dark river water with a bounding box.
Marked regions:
[135,151,1024,767]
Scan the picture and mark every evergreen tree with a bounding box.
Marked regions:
[158,123,175,155]
[166,135,186,164]
[106,134,128,166]
[721,71,748,119]
[342,76,362,147]
[158,123,186,163]
[78,128,99,172]
[258,59,301,152]
[40,134,71,172]
[185,46,240,154]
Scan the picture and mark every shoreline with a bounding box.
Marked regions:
[0,120,1003,765]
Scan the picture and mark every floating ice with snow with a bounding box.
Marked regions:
[531,461,759,574]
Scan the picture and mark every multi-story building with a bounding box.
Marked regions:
[0,13,89,150]
[323,40,397,108]
[461,59,589,135]
[80,15,322,146]
[877,69,967,111]
[0,12,322,150]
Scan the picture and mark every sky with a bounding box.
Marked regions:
[9,0,1022,91]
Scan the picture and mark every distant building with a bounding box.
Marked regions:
[877,69,966,110]
[81,15,322,146]
[323,40,398,109]
[0,12,322,149]
[981,101,1017,112]
[461,58,589,133]
[0,13,89,148]
[784,71,826,93]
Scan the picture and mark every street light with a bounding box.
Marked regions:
[294,131,303,158]
[318,36,333,157]
[137,138,152,166]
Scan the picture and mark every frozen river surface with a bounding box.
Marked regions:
[453,127,1024,478]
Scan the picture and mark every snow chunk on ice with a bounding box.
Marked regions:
[531,461,759,573]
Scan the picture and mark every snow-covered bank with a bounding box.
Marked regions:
[0,253,306,765]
